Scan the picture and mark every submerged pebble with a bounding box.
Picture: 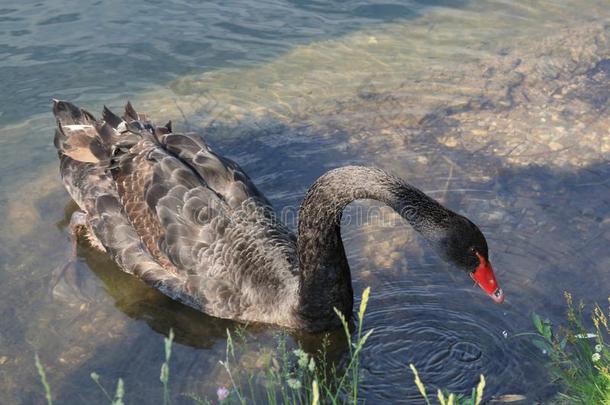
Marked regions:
[491,394,528,403]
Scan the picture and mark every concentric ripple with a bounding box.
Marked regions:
[354,279,533,403]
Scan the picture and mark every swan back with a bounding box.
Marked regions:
[53,101,300,326]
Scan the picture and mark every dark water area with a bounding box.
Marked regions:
[1,0,610,404]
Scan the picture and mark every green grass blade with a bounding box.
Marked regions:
[34,353,53,405]
[112,378,125,405]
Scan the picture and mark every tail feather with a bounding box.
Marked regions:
[53,99,96,126]
[53,100,108,163]
[124,101,139,121]
[122,101,153,129]
[102,105,123,129]
[52,100,166,164]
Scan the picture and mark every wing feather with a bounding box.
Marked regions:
[53,100,299,325]
[158,132,271,208]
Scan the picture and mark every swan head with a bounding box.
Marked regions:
[437,215,504,304]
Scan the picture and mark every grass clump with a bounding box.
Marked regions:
[205,287,375,405]
[531,293,610,404]
[409,363,485,405]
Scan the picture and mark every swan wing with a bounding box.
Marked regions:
[111,105,299,320]
[157,131,272,209]
[53,101,198,308]
[53,101,298,323]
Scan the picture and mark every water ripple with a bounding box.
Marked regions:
[357,279,528,402]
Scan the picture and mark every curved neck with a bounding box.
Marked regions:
[296,166,454,330]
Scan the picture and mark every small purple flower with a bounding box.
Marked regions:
[217,386,230,401]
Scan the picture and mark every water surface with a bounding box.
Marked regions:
[1,0,610,403]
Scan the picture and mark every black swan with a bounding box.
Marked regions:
[51,100,504,332]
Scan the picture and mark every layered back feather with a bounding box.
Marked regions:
[53,101,300,326]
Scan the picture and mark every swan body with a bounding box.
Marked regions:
[52,101,503,332]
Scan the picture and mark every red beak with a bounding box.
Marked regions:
[470,253,504,303]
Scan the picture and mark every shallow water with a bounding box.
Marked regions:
[1,0,610,403]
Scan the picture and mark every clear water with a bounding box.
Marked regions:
[1,0,610,403]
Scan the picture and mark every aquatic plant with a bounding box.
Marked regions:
[531,293,610,404]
